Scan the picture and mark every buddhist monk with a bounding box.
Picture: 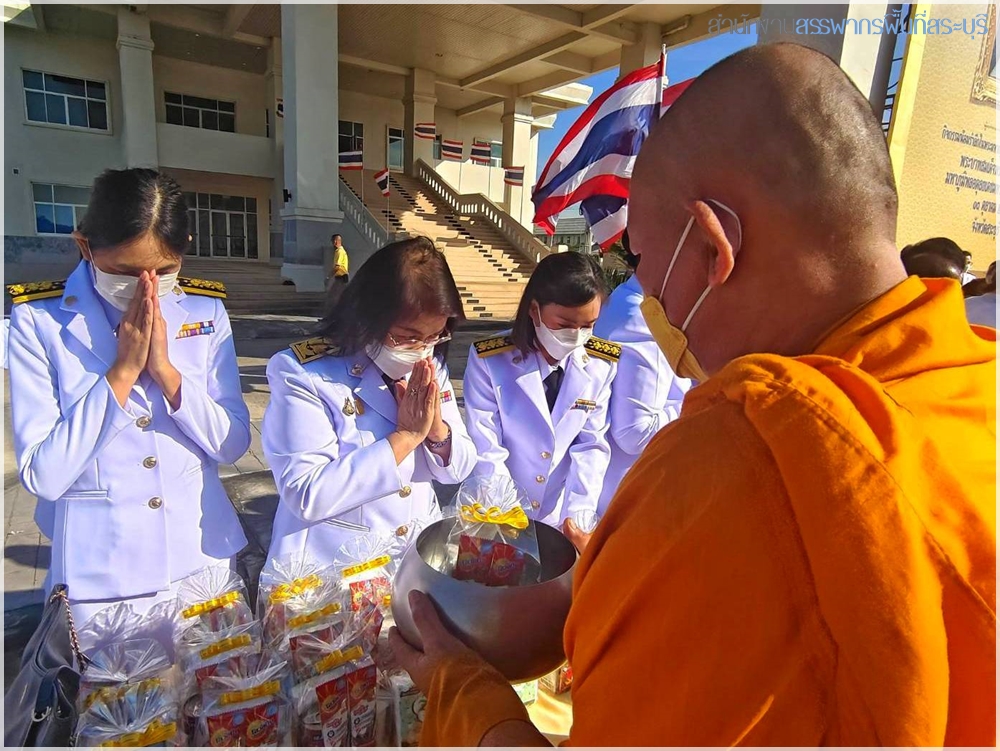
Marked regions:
[389,42,996,746]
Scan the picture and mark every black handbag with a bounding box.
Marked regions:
[3,585,88,747]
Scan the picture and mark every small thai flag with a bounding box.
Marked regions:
[470,141,492,165]
[441,139,464,161]
[339,150,363,171]
[374,168,390,197]
[415,122,436,140]
[504,166,525,186]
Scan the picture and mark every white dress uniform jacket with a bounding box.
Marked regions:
[7,261,250,603]
[593,274,691,514]
[462,333,618,526]
[263,338,477,566]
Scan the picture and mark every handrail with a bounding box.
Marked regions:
[338,176,390,250]
[414,159,552,265]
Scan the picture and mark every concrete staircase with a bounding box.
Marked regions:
[340,170,533,321]
[182,258,326,317]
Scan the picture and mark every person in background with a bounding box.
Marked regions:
[462,252,617,544]
[965,261,996,328]
[592,230,690,517]
[392,43,995,747]
[900,236,967,280]
[6,168,250,629]
[263,236,476,566]
[326,233,350,290]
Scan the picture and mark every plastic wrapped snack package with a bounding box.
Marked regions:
[197,654,293,747]
[78,603,144,657]
[447,475,540,586]
[75,669,183,747]
[376,672,425,747]
[336,534,398,614]
[77,638,176,716]
[176,566,254,637]
[568,509,601,535]
[258,558,341,653]
[177,620,264,700]
[294,646,377,748]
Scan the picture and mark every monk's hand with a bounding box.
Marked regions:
[388,590,484,695]
[562,518,592,553]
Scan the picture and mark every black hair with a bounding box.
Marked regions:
[78,168,190,255]
[900,237,967,280]
[317,236,465,356]
[332,234,342,241]
[512,251,608,354]
[620,229,639,270]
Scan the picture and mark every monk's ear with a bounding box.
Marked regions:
[686,200,737,288]
[72,231,92,262]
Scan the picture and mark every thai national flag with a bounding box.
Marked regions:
[441,139,464,161]
[532,56,690,250]
[470,141,492,165]
[374,168,391,197]
[338,150,363,171]
[415,122,436,140]
[504,166,525,186]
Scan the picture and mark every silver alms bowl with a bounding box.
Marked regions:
[391,518,577,683]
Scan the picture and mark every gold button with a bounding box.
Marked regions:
[136,416,151,428]
[540,451,551,460]
[399,486,412,498]
[396,525,409,537]
[531,500,540,510]
[535,475,545,483]
[147,497,162,509]
[142,456,157,469]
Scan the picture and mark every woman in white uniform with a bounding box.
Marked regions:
[463,252,618,534]
[263,236,477,566]
[7,168,250,626]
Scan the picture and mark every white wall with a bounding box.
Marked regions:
[152,56,268,138]
[338,90,405,172]
[160,167,273,262]
[157,124,274,179]
[4,27,125,236]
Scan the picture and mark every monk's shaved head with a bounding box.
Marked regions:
[630,43,906,373]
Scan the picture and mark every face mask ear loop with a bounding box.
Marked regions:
[707,199,743,254]
[682,286,712,331]
[659,215,696,299]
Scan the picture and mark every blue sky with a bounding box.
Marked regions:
[535,28,759,217]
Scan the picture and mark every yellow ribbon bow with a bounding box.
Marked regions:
[100,719,177,747]
[219,680,281,706]
[267,574,323,604]
[459,503,529,529]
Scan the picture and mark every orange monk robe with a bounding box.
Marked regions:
[420,276,995,747]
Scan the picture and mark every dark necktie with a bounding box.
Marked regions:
[542,366,564,412]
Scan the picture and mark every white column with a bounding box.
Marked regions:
[280,4,342,292]
[618,22,662,79]
[757,4,890,102]
[501,97,533,227]
[404,68,437,175]
[265,38,284,266]
[116,7,158,168]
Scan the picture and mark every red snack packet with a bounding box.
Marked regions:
[348,576,391,612]
[347,659,378,747]
[206,698,282,747]
[316,673,350,747]
[455,535,486,581]
[485,541,526,587]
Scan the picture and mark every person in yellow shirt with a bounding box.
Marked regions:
[388,43,996,746]
[327,233,349,289]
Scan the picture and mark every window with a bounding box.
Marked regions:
[432,135,442,161]
[184,192,258,259]
[339,120,364,154]
[477,137,503,167]
[387,127,404,171]
[33,183,90,235]
[165,93,235,133]
[23,70,108,131]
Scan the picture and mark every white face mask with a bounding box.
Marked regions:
[89,261,179,311]
[365,342,434,382]
[534,318,592,362]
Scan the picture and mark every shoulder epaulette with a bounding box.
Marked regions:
[290,337,339,364]
[474,335,515,358]
[178,277,226,298]
[6,280,66,304]
[584,336,621,362]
